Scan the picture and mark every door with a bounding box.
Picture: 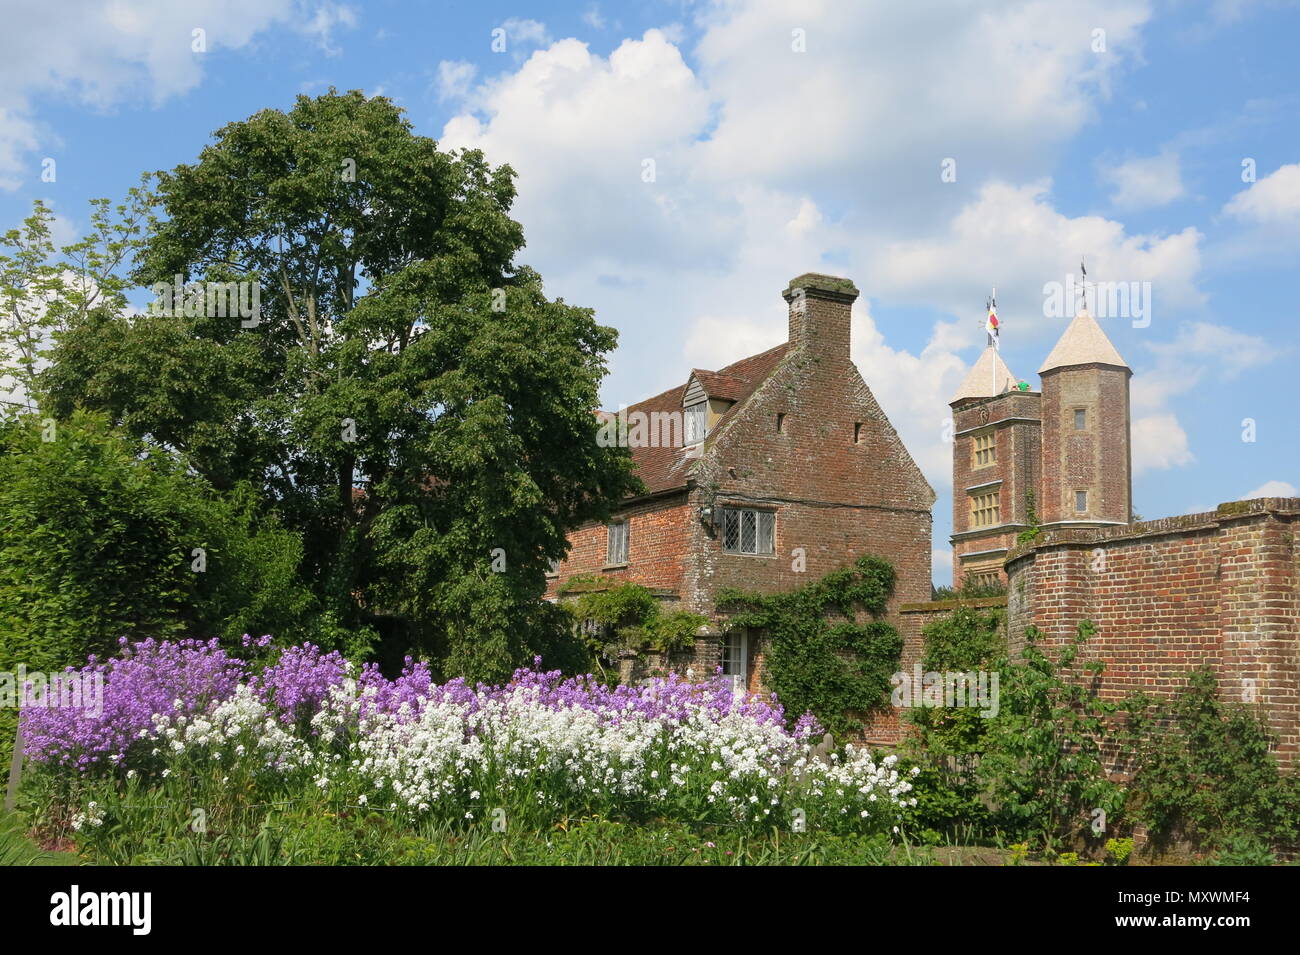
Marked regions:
[721,631,748,698]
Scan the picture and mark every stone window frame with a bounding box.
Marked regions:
[971,428,996,469]
[605,520,629,567]
[720,506,776,556]
[1072,407,1088,431]
[1074,489,1088,514]
[969,486,1001,528]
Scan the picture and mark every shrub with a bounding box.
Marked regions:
[0,412,314,765]
[1121,666,1300,850]
[977,621,1122,850]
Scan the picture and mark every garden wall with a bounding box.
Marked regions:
[1006,498,1300,767]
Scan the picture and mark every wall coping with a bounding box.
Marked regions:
[900,596,1008,613]
[1005,497,1300,567]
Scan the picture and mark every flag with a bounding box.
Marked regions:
[985,304,999,347]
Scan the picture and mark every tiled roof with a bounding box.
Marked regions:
[620,343,790,496]
[950,346,1018,403]
[1039,308,1129,373]
[689,369,751,402]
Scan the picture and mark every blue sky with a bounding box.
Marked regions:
[2,0,1297,584]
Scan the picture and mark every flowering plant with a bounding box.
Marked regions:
[22,639,920,839]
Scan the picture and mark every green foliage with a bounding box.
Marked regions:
[568,583,706,665]
[930,579,1007,601]
[901,606,1006,837]
[60,809,934,866]
[1202,833,1277,867]
[0,412,314,675]
[1016,488,1041,545]
[0,412,318,764]
[32,90,638,683]
[977,621,1123,851]
[716,555,902,737]
[1121,667,1300,850]
[1105,837,1134,865]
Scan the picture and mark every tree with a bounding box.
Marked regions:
[39,90,640,680]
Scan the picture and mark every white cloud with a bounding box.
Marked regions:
[500,18,551,50]
[1132,413,1194,475]
[436,60,477,102]
[582,5,606,30]
[1224,162,1300,225]
[1240,480,1299,499]
[1101,151,1186,209]
[0,0,354,188]
[868,180,1204,339]
[437,5,1204,497]
[297,2,359,56]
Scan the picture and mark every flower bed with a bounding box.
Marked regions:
[20,637,919,841]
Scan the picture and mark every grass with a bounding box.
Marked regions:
[0,812,80,866]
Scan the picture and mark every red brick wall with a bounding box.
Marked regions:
[950,391,1041,587]
[685,285,935,621]
[545,493,692,598]
[1006,499,1300,766]
[1039,363,1131,527]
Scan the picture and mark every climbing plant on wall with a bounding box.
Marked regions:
[558,576,706,680]
[715,554,902,737]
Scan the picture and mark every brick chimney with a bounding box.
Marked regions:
[782,272,859,358]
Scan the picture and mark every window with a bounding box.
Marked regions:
[546,557,561,577]
[1074,408,1087,431]
[853,422,863,443]
[776,412,786,433]
[684,401,707,444]
[972,430,996,467]
[606,521,629,565]
[721,507,775,555]
[1075,490,1088,513]
[970,489,1000,528]
[721,631,748,697]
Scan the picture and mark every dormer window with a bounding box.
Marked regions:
[684,401,707,444]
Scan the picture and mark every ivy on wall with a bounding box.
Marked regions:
[557,576,707,680]
[715,555,902,737]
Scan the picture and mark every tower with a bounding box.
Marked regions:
[1037,307,1132,529]
[949,346,1042,589]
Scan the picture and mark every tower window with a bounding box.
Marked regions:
[970,489,1001,528]
[1075,490,1088,513]
[972,431,996,467]
[1074,408,1087,430]
[853,422,863,443]
[776,412,786,433]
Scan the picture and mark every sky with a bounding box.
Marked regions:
[1,0,1297,585]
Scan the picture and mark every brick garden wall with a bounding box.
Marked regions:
[1006,498,1300,767]
[862,596,1009,745]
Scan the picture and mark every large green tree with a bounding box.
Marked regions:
[39,90,640,680]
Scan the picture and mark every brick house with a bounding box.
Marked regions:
[949,306,1133,589]
[545,273,935,692]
